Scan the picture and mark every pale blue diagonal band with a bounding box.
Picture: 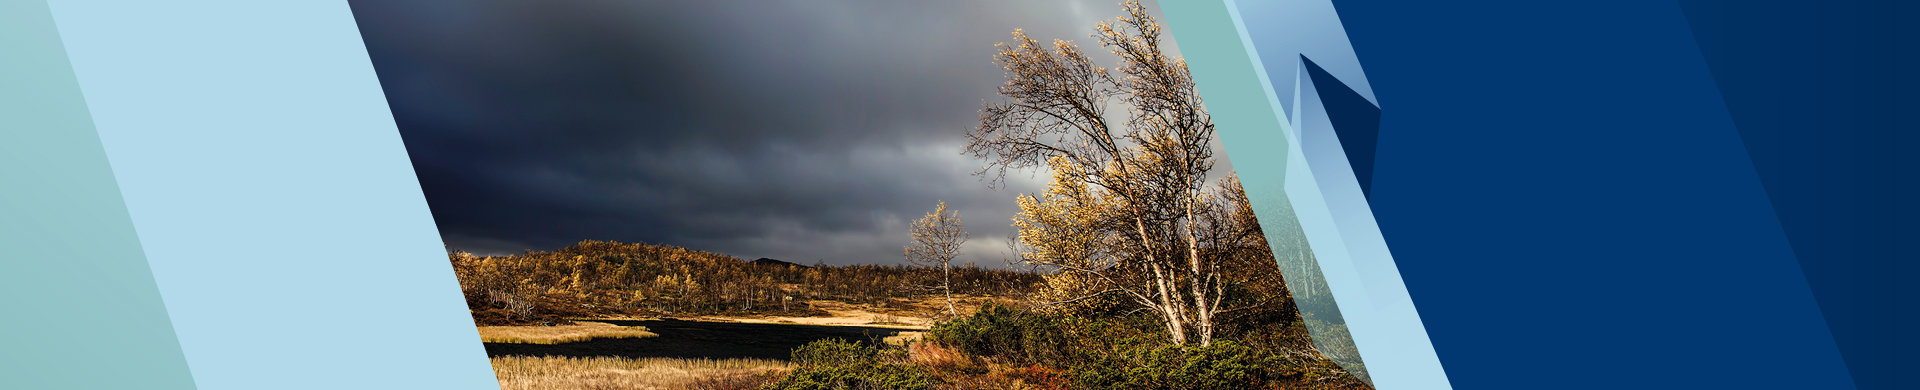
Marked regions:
[1159,1,1452,389]
[41,0,500,388]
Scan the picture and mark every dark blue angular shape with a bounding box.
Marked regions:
[1676,2,1911,388]
[1302,55,1382,199]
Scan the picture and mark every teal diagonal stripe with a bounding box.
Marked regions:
[0,1,198,389]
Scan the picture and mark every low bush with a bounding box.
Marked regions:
[790,338,891,368]
[925,302,1069,364]
[763,339,933,390]
[1113,341,1290,390]
[923,303,1370,389]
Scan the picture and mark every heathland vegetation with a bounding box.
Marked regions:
[451,240,1040,326]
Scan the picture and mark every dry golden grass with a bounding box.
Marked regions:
[478,321,659,344]
[906,341,971,368]
[491,356,788,390]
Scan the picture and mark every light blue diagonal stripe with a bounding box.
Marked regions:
[43,1,499,388]
[1288,57,1450,390]
[0,1,198,388]
[1234,0,1378,114]
[1160,1,1452,388]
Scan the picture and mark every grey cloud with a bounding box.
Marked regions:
[351,0,1172,265]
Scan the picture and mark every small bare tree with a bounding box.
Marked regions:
[906,201,969,316]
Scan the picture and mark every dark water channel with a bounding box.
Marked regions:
[483,318,910,361]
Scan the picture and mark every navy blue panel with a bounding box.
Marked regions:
[1673,2,1912,389]
[1326,0,1856,388]
[1301,55,1382,199]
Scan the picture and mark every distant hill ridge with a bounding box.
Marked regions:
[751,257,811,268]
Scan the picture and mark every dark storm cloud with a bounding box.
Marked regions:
[349,0,1172,265]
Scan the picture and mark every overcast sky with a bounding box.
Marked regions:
[349,0,1210,266]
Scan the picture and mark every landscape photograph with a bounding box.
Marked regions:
[350,1,1369,389]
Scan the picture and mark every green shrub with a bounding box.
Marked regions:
[928,303,1156,387]
[764,363,932,390]
[790,338,883,368]
[924,303,1368,389]
[764,339,932,390]
[926,302,1063,362]
[1113,341,1291,389]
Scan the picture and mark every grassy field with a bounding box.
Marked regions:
[478,321,659,344]
[490,356,787,390]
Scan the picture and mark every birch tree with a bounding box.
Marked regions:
[967,1,1234,346]
[906,201,968,317]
